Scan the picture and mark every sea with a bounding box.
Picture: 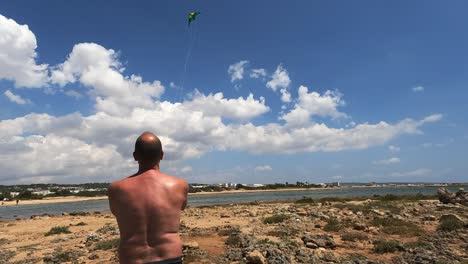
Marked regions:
[0,186,462,221]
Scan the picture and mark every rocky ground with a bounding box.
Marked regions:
[0,196,466,264]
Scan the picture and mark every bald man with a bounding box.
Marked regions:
[108,132,189,264]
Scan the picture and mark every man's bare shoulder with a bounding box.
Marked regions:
[160,173,189,189]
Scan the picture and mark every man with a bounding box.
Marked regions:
[108,132,189,264]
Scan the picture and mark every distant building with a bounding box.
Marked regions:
[325,182,340,187]
[220,182,237,189]
[10,192,20,197]
[32,190,55,196]
[243,184,265,188]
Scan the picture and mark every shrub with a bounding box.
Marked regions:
[404,240,434,250]
[341,231,369,242]
[373,240,404,254]
[43,248,83,263]
[295,197,315,204]
[75,222,87,226]
[225,234,242,246]
[218,227,240,236]
[44,226,71,236]
[0,238,9,246]
[323,217,343,232]
[95,238,120,251]
[263,214,289,224]
[96,223,117,234]
[438,216,464,232]
[319,197,352,203]
[371,217,424,236]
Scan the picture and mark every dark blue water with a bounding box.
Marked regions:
[0,186,458,220]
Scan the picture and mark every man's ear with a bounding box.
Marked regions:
[160,151,164,161]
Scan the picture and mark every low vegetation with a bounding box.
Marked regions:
[373,240,404,254]
[218,227,240,236]
[438,216,465,232]
[95,238,120,251]
[295,197,315,204]
[371,217,424,236]
[44,226,71,236]
[323,217,343,232]
[74,221,87,226]
[341,231,369,242]
[96,223,117,234]
[263,214,289,224]
[43,248,83,263]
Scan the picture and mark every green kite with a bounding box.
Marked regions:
[188,12,200,26]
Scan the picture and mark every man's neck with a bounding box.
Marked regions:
[137,163,160,175]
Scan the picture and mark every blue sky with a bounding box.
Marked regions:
[0,1,467,184]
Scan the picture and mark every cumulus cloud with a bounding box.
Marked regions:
[388,145,400,152]
[250,68,267,79]
[227,60,249,82]
[412,86,424,92]
[281,85,346,126]
[266,65,291,102]
[374,157,400,165]
[50,43,165,115]
[266,65,290,91]
[183,90,269,120]
[255,165,272,171]
[0,15,48,88]
[4,90,31,105]
[0,14,444,183]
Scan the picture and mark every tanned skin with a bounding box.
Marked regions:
[108,132,189,264]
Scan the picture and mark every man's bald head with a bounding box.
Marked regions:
[134,132,163,164]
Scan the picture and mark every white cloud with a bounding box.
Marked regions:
[0,15,48,88]
[183,90,269,120]
[227,60,248,82]
[266,65,291,102]
[64,90,83,99]
[170,82,177,88]
[250,68,266,79]
[4,90,31,105]
[0,15,445,183]
[412,86,424,92]
[50,43,165,116]
[390,168,431,177]
[388,145,400,152]
[281,85,346,126]
[374,157,400,165]
[255,165,272,171]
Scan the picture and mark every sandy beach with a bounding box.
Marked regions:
[0,197,466,263]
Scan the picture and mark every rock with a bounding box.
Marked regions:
[305,242,317,249]
[62,212,69,216]
[437,187,468,205]
[245,250,265,264]
[353,223,367,231]
[85,233,102,246]
[88,253,99,260]
[302,234,336,249]
[183,241,200,250]
[371,209,385,216]
[296,210,308,216]
[424,215,437,221]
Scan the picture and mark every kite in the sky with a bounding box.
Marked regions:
[188,12,200,26]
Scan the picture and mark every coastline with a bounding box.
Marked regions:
[0,184,459,207]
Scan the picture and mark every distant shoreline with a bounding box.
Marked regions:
[1,184,463,207]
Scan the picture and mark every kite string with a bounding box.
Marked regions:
[178,26,194,102]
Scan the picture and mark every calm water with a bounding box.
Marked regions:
[0,186,459,220]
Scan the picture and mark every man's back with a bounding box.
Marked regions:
[109,169,188,264]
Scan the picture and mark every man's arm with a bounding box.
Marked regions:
[181,180,189,210]
[108,183,120,216]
